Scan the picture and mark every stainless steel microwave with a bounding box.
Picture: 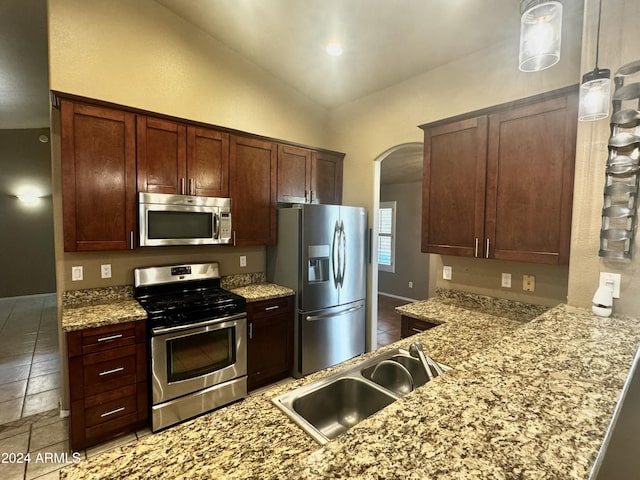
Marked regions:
[138,192,232,246]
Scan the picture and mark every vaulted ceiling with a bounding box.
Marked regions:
[1,0,584,182]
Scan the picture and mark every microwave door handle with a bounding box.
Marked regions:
[213,212,220,239]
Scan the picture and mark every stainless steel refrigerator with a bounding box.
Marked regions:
[267,204,367,377]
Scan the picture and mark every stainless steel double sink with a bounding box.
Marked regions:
[272,348,448,444]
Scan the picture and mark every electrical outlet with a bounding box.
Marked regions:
[501,273,512,288]
[101,264,112,279]
[408,281,413,288]
[71,266,83,281]
[240,255,247,268]
[443,266,452,280]
[599,272,621,298]
[523,274,536,292]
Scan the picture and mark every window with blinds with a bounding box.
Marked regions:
[378,201,396,272]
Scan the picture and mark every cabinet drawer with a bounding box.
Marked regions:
[83,350,137,392]
[401,316,438,339]
[84,394,138,427]
[68,322,144,357]
[247,296,293,320]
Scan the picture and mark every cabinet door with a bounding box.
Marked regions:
[136,116,187,194]
[277,144,312,203]
[247,297,293,391]
[229,136,277,245]
[61,101,136,252]
[187,126,229,197]
[312,151,343,205]
[421,116,488,256]
[485,91,577,264]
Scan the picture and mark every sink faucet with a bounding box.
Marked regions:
[408,342,443,380]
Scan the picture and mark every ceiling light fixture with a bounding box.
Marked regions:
[578,0,611,121]
[325,42,343,57]
[518,1,563,72]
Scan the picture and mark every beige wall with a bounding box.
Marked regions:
[568,0,640,315]
[48,0,329,148]
[0,129,56,297]
[47,0,334,297]
[378,181,429,300]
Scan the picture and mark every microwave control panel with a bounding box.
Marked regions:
[219,212,232,240]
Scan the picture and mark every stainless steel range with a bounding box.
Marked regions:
[134,262,247,432]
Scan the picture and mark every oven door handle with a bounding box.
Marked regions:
[151,312,246,335]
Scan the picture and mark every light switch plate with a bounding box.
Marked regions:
[501,273,512,288]
[240,255,247,268]
[71,266,83,281]
[443,266,452,280]
[599,272,621,298]
[101,264,112,279]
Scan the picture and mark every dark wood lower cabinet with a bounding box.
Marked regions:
[400,315,438,339]
[67,321,148,451]
[247,296,294,391]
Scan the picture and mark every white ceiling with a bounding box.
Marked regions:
[157,0,528,109]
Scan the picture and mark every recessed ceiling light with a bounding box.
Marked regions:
[325,42,343,57]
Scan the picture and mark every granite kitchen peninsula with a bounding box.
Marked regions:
[60,293,640,479]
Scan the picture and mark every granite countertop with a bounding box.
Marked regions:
[61,286,147,332]
[60,276,294,331]
[229,283,295,302]
[60,294,640,480]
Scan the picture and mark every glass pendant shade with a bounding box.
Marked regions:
[519,1,563,72]
[578,68,611,121]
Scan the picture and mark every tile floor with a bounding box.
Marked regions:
[0,294,60,426]
[376,294,406,347]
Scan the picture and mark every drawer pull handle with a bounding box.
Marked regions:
[264,305,280,311]
[99,367,124,376]
[100,407,125,418]
[411,327,424,333]
[97,334,123,342]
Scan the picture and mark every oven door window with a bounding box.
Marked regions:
[148,210,213,240]
[167,328,236,382]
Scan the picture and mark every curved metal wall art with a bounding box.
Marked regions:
[599,60,640,259]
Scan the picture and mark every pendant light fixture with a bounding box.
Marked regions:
[578,0,611,121]
[519,1,563,72]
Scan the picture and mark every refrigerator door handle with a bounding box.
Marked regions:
[305,303,364,322]
[331,221,340,288]
[338,221,346,287]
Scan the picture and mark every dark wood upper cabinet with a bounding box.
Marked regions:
[276,145,343,205]
[312,150,344,205]
[136,116,187,194]
[278,144,344,205]
[277,144,312,203]
[187,126,229,197]
[230,135,277,246]
[421,116,488,257]
[137,117,229,197]
[60,100,137,252]
[420,87,578,265]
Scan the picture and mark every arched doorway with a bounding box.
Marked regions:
[370,142,432,350]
